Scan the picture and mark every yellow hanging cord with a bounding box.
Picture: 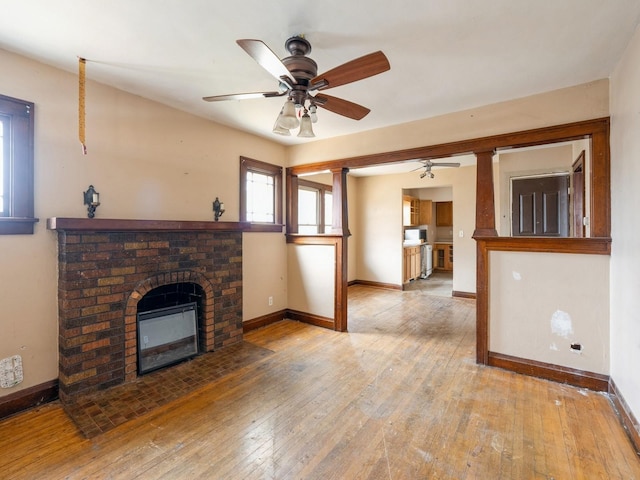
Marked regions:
[78,57,87,154]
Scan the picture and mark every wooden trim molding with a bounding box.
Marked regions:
[243,223,284,233]
[287,117,609,176]
[352,279,402,290]
[0,217,39,235]
[488,352,609,392]
[47,217,251,232]
[286,309,335,330]
[240,156,283,226]
[452,291,476,299]
[609,378,640,455]
[243,310,287,333]
[0,380,58,420]
[474,236,612,255]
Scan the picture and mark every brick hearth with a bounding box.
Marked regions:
[47,218,248,402]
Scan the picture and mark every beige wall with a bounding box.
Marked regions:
[287,244,335,318]
[490,251,610,374]
[610,24,640,427]
[243,233,288,320]
[0,48,287,396]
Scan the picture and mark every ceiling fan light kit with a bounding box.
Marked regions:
[297,110,315,137]
[272,117,291,136]
[276,98,299,130]
[203,35,390,139]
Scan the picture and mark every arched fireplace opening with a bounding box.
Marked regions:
[136,282,205,375]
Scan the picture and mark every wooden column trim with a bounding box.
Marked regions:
[476,240,490,364]
[330,167,350,236]
[335,235,348,332]
[330,167,349,331]
[590,127,611,237]
[285,169,299,235]
[473,150,498,238]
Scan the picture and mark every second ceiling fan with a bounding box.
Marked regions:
[202,35,391,137]
[413,160,461,179]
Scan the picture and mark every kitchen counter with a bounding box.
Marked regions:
[403,240,425,247]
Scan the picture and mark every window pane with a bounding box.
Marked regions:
[246,171,275,222]
[0,96,35,233]
[298,225,319,234]
[298,188,318,226]
[324,192,332,229]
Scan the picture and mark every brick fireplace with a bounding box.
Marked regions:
[47,217,248,403]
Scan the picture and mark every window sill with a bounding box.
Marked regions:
[0,217,39,235]
[244,223,284,233]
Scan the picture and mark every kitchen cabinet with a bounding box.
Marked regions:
[419,200,432,225]
[436,201,453,226]
[403,245,421,283]
[402,196,421,226]
[433,243,453,271]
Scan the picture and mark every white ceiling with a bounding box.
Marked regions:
[1,1,639,146]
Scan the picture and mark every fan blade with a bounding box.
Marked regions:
[310,51,390,91]
[431,162,461,168]
[314,94,370,120]
[236,39,296,86]
[203,91,286,102]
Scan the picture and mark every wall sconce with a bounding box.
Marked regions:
[83,185,100,218]
[213,197,225,222]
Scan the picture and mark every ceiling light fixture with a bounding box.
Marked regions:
[297,108,315,138]
[273,97,316,137]
[204,36,390,140]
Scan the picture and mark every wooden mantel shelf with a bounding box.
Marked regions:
[46,217,250,232]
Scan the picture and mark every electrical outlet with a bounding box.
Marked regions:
[0,355,23,388]
[268,296,273,306]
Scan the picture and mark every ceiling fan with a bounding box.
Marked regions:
[202,35,390,137]
[412,160,461,179]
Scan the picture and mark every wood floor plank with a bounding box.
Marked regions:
[0,285,639,479]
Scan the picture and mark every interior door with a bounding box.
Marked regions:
[511,175,569,236]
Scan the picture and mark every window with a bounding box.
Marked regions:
[298,178,332,234]
[0,94,36,235]
[240,156,282,231]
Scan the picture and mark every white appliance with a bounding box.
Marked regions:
[404,228,426,244]
[421,244,433,279]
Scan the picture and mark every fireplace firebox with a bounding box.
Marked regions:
[137,302,199,375]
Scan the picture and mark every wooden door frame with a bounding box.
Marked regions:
[286,118,611,367]
[572,150,586,237]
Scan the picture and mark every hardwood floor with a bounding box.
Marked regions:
[1,284,639,479]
